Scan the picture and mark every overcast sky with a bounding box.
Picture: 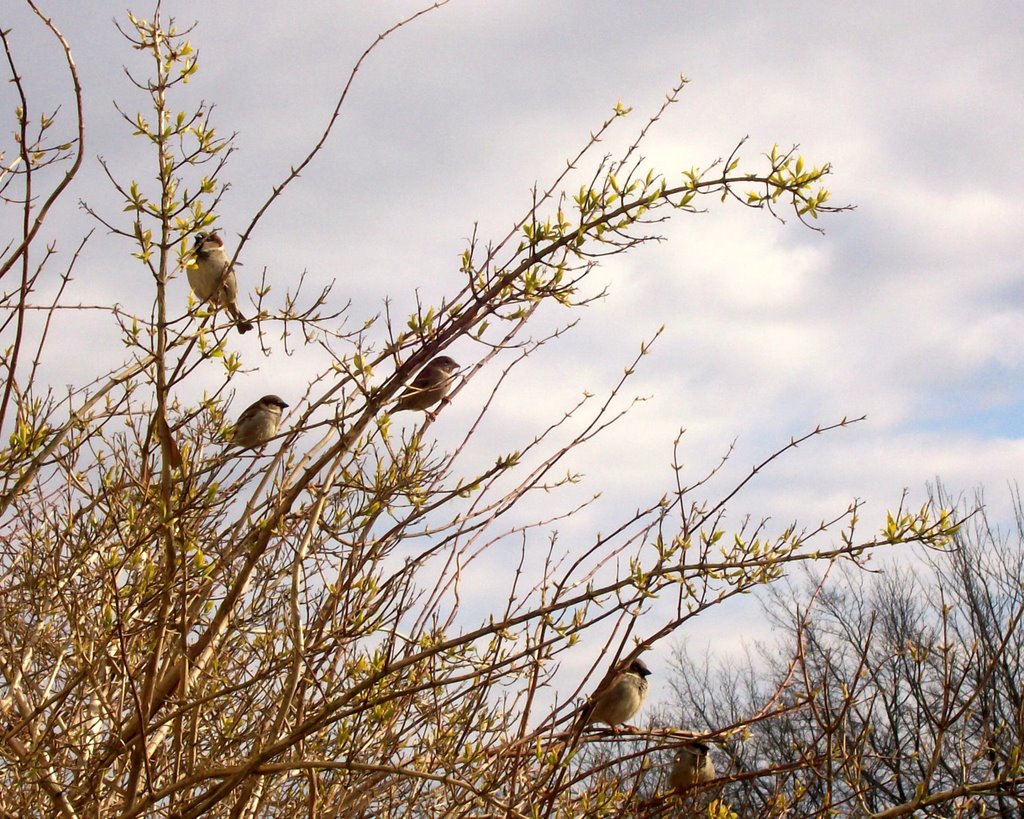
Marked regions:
[6,1,1024,711]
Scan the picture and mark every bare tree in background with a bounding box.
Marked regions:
[663,486,1024,818]
[0,3,957,816]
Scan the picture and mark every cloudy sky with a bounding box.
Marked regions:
[6,1,1024,708]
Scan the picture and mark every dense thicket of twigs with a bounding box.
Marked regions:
[662,487,1024,818]
[0,4,964,817]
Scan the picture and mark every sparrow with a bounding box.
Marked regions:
[188,231,253,333]
[392,355,460,418]
[228,395,288,449]
[668,740,715,790]
[585,658,651,728]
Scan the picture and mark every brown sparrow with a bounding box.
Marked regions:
[585,658,651,728]
[668,740,715,790]
[229,395,288,449]
[188,231,253,333]
[392,355,460,418]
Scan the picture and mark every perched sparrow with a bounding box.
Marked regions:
[392,355,460,417]
[585,658,651,728]
[188,231,253,333]
[229,395,288,449]
[668,741,716,790]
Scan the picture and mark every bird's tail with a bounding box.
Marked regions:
[229,304,253,334]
